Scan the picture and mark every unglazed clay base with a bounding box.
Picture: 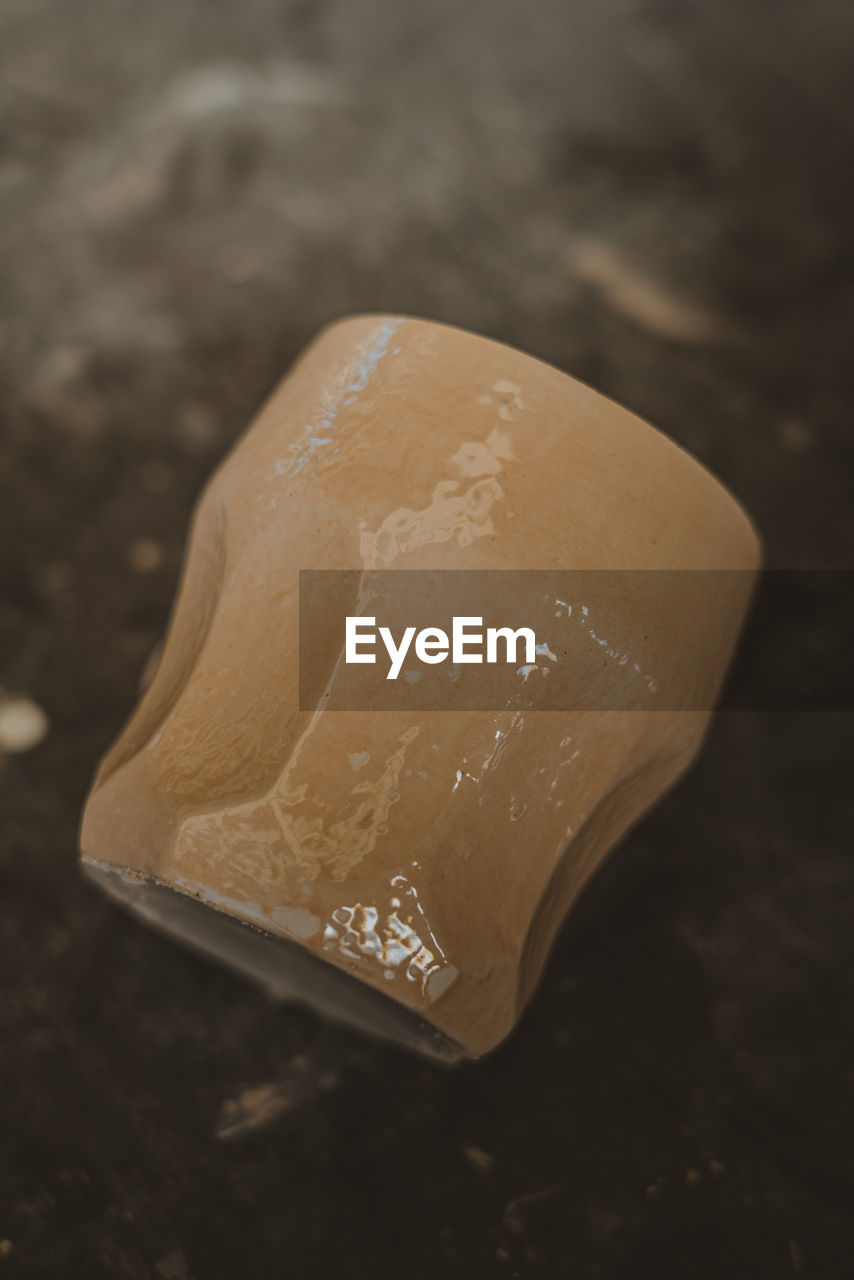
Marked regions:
[79,314,761,1059]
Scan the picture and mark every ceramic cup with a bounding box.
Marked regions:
[80,315,761,1059]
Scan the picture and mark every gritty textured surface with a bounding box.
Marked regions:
[1,1,853,1277]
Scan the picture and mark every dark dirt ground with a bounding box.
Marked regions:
[1,1,853,1277]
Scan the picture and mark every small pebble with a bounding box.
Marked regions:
[128,537,164,573]
[0,697,49,754]
[462,1145,495,1172]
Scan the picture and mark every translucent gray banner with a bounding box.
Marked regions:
[298,570,852,712]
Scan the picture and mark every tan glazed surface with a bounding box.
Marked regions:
[80,315,762,1057]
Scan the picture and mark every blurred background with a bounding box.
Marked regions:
[1,1,852,1276]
